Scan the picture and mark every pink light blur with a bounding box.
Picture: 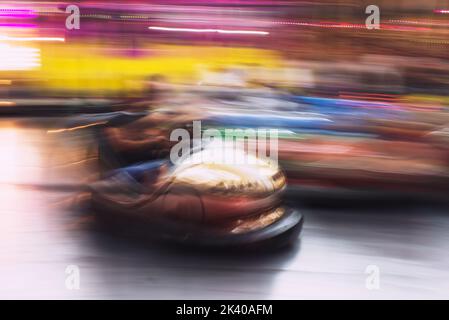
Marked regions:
[149,26,269,35]
[0,35,65,42]
[0,24,37,28]
[0,8,36,18]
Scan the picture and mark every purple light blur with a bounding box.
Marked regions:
[0,8,37,18]
[0,23,37,28]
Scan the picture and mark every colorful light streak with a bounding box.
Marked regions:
[47,122,108,133]
[0,8,36,18]
[0,43,40,71]
[0,35,64,42]
[270,20,431,31]
[0,23,37,28]
[0,101,15,107]
[149,26,269,35]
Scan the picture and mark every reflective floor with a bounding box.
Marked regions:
[0,119,448,299]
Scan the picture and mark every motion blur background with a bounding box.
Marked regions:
[0,0,449,299]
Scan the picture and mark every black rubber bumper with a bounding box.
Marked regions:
[93,204,303,251]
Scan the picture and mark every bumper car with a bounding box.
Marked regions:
[49,110,303,249]
[91,145,303,250]
[279,137,449,197]
[194,94,449,198]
